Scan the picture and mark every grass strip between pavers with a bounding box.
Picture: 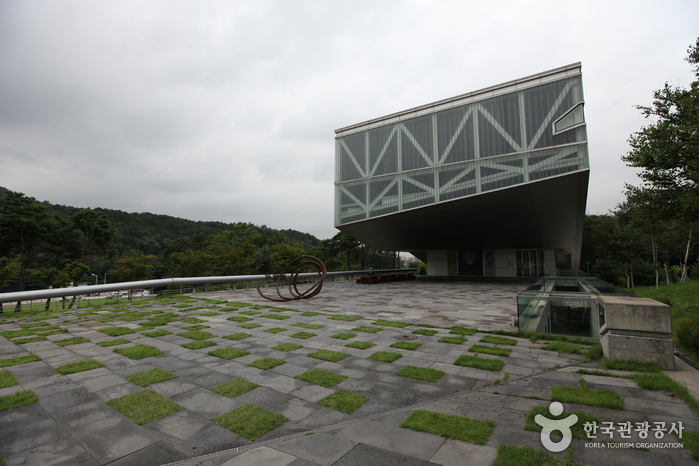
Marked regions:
[238,323,262,329]
[401,409,495,445]
[395,365,445,383]
[224,333,252,340]
[263,327,287,334]
[113,345,164,360]
[212,379,259,398]
[368,351,403,363]
[213,404,288,441]
[412,329,439,336]
[97,338,131,347]
[372,319,410,328]
[317,390,369,414]
[208,347,250,360]
[0,390,38,411]
[541,341,583,354]
[0,370,19,389]
[126,368,177,387]
[449,327,478,336]
[345,341,375,350]
[13,336,48,344]
[390,341,422,351]
[98,327,137,337]
[272,343,304,352]
[327,315,361,322]
[301,311,320,317]
[107,390,184,425]
[438,337,466,345]
[551,380,625,410]
[182,340,217,350]
[352,326,381,334]
[141,330,173,338]
[307,350,350,362]
[295,368,348,387]
[290,332,316,340]
[261,314,291,320]
[183,324,210,330]
[291,323,325,329]
[55,336,90,346]
[454,355,505,372]
[480,335,517,346]
[227,316,253,322]
[330,333,356,340]
[0,355,41,367]
[490,444,562,466]
[56,359,104,375]
[177,330,216,341]
[249,358,286,370]
[468,345,512,357]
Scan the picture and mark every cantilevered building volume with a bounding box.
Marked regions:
[334,63,589,278]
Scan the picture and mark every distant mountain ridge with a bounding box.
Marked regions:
[0,186,320,252]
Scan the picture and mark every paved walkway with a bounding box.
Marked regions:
[0,279,697,465]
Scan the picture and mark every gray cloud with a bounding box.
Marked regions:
[1,0,697,240]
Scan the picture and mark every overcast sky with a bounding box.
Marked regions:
[1,1,697,241]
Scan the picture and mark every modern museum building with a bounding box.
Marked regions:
[334,63,589,278]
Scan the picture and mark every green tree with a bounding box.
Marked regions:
[0,192,54,290]
[71,209,115,263]
[622,38,699,282]
[270,243,307,273]
[169,249,212,277]
[0,255,21,290]
[111,253,157,281]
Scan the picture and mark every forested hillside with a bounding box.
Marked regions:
[0,187,400,292]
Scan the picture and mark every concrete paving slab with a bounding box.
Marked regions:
[172,388,242,420]
[4,436,98,466]
[38,387,99,413]
[429,440,498,466]
[272,432,356,466]
[52,399,116,429]
[220,446,296,466]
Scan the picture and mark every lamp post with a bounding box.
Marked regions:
[91,273,98,286]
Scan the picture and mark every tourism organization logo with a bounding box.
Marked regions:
[535,402,685,452]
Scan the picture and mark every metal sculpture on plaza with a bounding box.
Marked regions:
[257,255,327,302]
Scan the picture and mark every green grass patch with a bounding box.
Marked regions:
[38,329,69,337]
[272,343,304,352]
[183,317,207,324]
[238,323,262,329]
[250,305,273,310]
[13,336,48,344]
[226,302,252,307]
[0,390,38,411]
[141,329,172,338]
[352,326,381,333]
[345,341,375,350]
[97,338,131,347]
[368,351,402,363]
[454,355,505,372]
[328,315,361,322]
[601,357,661,373]
[307,350,350,362]
[224,333,252,340]
[211,379,258,398]
[389,341,422,351]
[177,331,216,340]
[401,409,494,445]
[263,327,287,334]
[0,355,41,367]
[238,310,261,316]
[412,329,438,336]
[248,358,286,370]
[182,340,216,350]
[0,370,19,389]
[450,326,478,336]
[468,344,512,357]
[330,333,356,340]
[55,336,90,346]
[318,390,369,413]
[226,316,253,323]
[582,342,603,362]
[107,390,184,425]
[208,347,250,360]
[261,314,291,320]
[372,319,410,328]
[630,372,699,414]
[290,332,316,339]
[113,345,164,360]
[438,337,466,344]
[301,311,320,316]
[684,430,699,460]
[183,324,210,330]
[20,322,50,328]
[1,329,36,339]
[172,304,193,308]
[395,365,445,382]
[56,359,104,375]
[198,312,220,316]
[480,335,517,346]
[541,341,582,354]
[126,368,177,387]
[295,368,348,387]
[213,404,288,441]
[551,380,624,409]
[525,405,598,440]
[98,327,136,337]
[291,323,325,329]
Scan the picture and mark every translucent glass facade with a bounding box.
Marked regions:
[335,65,589,226]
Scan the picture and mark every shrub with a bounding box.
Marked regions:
[677,318,699,353]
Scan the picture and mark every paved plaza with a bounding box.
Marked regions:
[0,279,697,465]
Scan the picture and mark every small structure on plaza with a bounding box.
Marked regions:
[257,256,327,302]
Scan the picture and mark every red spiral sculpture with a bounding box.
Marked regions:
[257,255,327,302]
